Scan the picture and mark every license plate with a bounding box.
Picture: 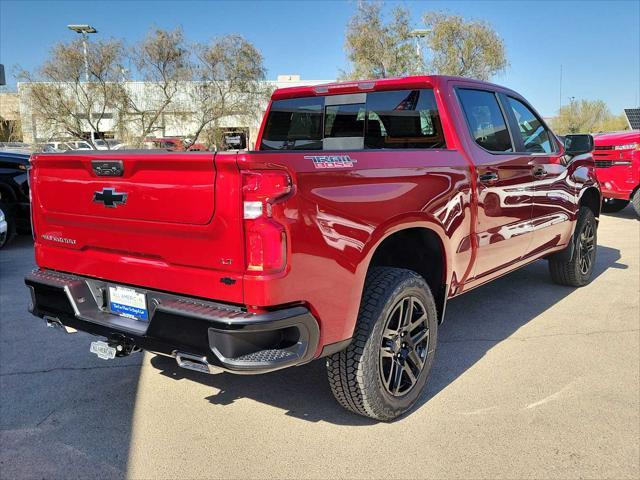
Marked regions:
[90,340,116,360]
[109,286,148,321]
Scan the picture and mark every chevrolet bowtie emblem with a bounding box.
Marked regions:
[93,188,127,208]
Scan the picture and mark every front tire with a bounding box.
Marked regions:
[549,207,597,287]
[326,267,438,421]
[601,198,629,213]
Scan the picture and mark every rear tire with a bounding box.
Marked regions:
[326,267,438,421]
[601,198,629,213]
[549,207,597,287]
[632,189,640,218]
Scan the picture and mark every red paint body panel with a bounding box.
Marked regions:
[31,151,245,303]
[30,75,599,356]
[593,131,640,200]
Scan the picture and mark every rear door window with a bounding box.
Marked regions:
[457,89,513,153]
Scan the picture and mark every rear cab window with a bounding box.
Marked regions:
[260,97,323,150]
[260,89,446,151]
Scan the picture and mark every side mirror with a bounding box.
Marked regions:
[563,134,594,156]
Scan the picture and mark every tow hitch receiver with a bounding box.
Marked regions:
[90,335,140,360]
[90,341,116,360]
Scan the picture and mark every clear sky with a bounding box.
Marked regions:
[1,0,638,117]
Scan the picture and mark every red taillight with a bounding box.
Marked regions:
[242,170,291,274]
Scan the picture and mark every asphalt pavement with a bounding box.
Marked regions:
[1,207,638,479]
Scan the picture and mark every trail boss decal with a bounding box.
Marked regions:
[304,155,357,169]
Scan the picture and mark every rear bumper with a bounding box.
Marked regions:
[25,269,319,374]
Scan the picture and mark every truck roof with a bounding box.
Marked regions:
[270,75,512,100]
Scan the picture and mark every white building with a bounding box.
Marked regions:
[17,75,332,149]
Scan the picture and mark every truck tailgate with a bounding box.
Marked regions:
[30,151,245,303]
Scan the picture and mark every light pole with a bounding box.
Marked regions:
[67,24,97,144]
[67,24,97,82]
[410,29,430,70]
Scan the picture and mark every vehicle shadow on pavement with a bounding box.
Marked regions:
[149,244,625,425]
[414,243,625,412]
[601,204,638,221]
[0,236,143,479]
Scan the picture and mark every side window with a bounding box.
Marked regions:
[260,97,324,150]
[458,89,513,153]
[364,89,446,149]
[507,97,554,153]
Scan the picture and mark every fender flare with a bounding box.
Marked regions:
[348,212,453,325]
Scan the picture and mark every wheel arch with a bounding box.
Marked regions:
[360,220,450,324]
[579,186,601,219]
[0,183,17,203]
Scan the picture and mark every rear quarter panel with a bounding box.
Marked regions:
[239,147,474,350]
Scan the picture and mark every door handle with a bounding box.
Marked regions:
[479,171,499,184]
[532,166,547,178]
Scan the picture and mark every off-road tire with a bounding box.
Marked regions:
[549,207,597,287]
[0,202,16,249]
[632,189,640,218]
[601,198,629,213]
[326,267,438,421]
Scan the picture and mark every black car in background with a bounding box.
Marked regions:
[0,151,31,248]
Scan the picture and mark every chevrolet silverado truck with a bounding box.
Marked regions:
[593,130,640,217]
[25,76,600,420]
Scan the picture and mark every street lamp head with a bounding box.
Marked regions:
[67,24,97,34]
[410,29,431,38]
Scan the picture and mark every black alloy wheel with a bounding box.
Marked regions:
[379,296,430,396]
[578,219,596,276]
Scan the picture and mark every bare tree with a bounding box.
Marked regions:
[187,35,269,148]
[18,28,272,150]
[121,28,193,145]
[18,38,127,148]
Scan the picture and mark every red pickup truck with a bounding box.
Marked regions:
[25,76,600,420]
[593,130,640,216]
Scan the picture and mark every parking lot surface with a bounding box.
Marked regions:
[1,207,638,480]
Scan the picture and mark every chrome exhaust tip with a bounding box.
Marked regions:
[44,315,77,334]
[173,351,223,375]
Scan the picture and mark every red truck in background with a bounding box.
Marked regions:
[593,130,640,217]
[25,76,600,420]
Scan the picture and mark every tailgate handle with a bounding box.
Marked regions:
[92,160,124,177]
